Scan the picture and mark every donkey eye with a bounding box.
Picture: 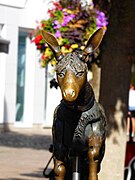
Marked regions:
[57,72,65,78]
[76,71,84,77]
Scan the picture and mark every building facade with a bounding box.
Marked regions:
[0,0,61,129]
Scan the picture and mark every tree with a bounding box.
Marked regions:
[98,0,135,179]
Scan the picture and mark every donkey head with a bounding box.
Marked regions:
[41,28,104,103]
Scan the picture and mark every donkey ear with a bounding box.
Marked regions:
[41,30,63,61]
[83,27,105,61]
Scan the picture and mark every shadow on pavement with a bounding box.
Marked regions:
[20,169,45,179]
[0,131,52,150]
[0,169,46,180]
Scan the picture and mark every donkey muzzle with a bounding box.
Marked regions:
[61,82,79,102]
[63,88,76,101]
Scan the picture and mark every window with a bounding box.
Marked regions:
[16,31,27,121]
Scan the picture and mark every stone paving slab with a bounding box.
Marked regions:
[0,128,53,180]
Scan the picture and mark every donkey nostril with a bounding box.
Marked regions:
[72,90,75,97]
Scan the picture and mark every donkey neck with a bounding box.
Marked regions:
[62,82,95,112]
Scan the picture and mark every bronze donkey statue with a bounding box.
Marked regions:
[41,28,107,180]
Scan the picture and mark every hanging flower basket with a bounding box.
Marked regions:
[31,0,108,68]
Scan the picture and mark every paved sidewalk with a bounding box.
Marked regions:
[0,127,132,180]
[0,128,53,180]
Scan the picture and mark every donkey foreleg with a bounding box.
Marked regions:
[87,135,104,180]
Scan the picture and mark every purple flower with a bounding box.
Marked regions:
[96,10,108,28]
[53,20,61,29]
[55,30,61,38]
[90,2,94,7]
[62,14,75,26]
[63,11,68,16]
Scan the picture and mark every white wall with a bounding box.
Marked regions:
[45,65,62,127]
[5,24,18,125]
[0,53,7,123]
[0,0,61,128]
